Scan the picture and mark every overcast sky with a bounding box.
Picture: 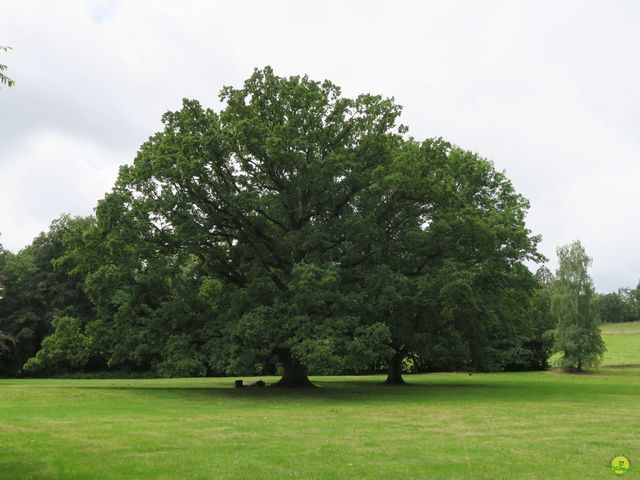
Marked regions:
[1,0,639,292]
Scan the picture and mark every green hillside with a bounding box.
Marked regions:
[601,320,640,366]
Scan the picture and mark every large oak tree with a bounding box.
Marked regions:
[102,67,542,385]
[104,68,406,385]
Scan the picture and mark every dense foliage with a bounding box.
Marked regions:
[0,218,94,375]
[0,68,603,382]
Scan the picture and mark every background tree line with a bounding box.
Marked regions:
[594,287,640,324]
[0,68,620,383]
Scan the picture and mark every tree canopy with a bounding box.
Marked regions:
[1,68,551,384]
[91,67,543,385]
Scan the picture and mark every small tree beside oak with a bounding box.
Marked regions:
[551,240,605,371]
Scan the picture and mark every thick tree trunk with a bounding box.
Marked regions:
[272,349,315,387]
[385,352,406,385]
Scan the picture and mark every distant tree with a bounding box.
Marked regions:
[0,330,16,357]
[0,237,7,300]
[594,293,620,324]
[617,288,639,322]
[0,215,95,375]
[0,46,15,88]
[0,238,14,359]
[550,240,604,371]
[632,281,640,319]
[595,292,634,324]
[535,265,554,286]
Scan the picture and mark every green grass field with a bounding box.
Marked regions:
[2,323,640,479]
[602,320,640,366]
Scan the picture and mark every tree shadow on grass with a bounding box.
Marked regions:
[67,378,504,398]
[63,373,625,406]
[53,365,640,405]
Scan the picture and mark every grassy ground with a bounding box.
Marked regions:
[2,324,639,479]
[602,320,640,366]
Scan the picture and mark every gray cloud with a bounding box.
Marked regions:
[1,0,639,291]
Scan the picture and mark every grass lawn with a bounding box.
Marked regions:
[2,325,640,479]
[602,320,640,366]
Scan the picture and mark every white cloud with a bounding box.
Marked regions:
[0,130,120,249]
[1,0,639,291]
